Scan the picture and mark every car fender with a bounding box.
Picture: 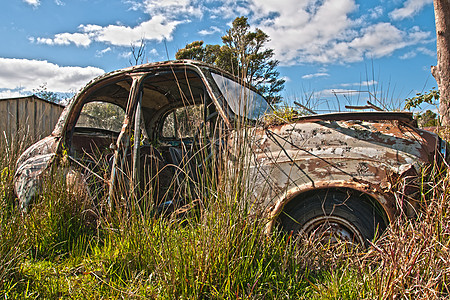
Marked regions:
[14,136,59,211]
[262,179,395,233]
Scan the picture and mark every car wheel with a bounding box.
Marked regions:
[278,189,387,245]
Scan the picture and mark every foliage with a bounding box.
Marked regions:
[162,104,204,138]
[33,83,62,103]
[405,88,440,127]
[405,88,440,110]
[32,83,75,104]
[76,101,125,132]
[176,17,285,104]
[416,109,439,127]
[176,40,220,65]
[264,105,301,125]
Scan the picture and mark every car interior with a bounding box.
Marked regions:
[69,68,220,205]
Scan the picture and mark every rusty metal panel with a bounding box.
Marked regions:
[291,111,415,124]
[14,135,59,211]
[247,119,438,223]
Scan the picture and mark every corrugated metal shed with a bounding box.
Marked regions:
[0,95,64,141]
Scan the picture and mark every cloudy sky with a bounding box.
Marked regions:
[0,0,437,110]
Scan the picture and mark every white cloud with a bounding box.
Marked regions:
[148,49,159,56]
[242,0,432,65]
[31,0,433,67]
[400,51,417,60]
[302,72,330,79]
[37,32,92,47]
[36,15,182,47]
[389,0,433,20]
[209,0,251,19]
[119,51,132,59]
[98,17,180,45]
[199,26,221,36]
[55,0,65,6]
[320,88,359,97]
[35,0,202,48]
[368,6,383,19]
[400,46,436,60]
[23,0,40,7]
[96,47,112,57]
[123,0,143,11]
[248,0,358,64]
[348,23,406,58]
[0,58,104,95]
[340,80,378,87]
[141,0,203,18]
[418,47,436,57]
[0,89,27,99]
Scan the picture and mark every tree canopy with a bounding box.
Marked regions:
[176,17,285,103]
[33,83,60,103]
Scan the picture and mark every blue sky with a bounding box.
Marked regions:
[0,0,437,111]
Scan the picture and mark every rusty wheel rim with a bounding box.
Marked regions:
[301,215,365,245]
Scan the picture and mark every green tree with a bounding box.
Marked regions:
[33,83,60,103]
[77,101,125,132]
[405,88,440,110]
[416,110,438,128]
[176,41,220,65]
[176,17,285,103]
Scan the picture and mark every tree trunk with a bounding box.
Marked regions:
[432,0,450,126]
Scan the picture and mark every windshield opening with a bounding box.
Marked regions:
[211,72,270,120]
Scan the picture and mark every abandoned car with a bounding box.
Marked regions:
[14,60,446,244]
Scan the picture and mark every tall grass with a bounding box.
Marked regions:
[1,125,450,298]
[0,132,31,296]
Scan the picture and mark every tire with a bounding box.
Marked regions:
[278,189,387,245]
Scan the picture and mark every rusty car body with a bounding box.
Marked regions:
[14,60,446,244]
